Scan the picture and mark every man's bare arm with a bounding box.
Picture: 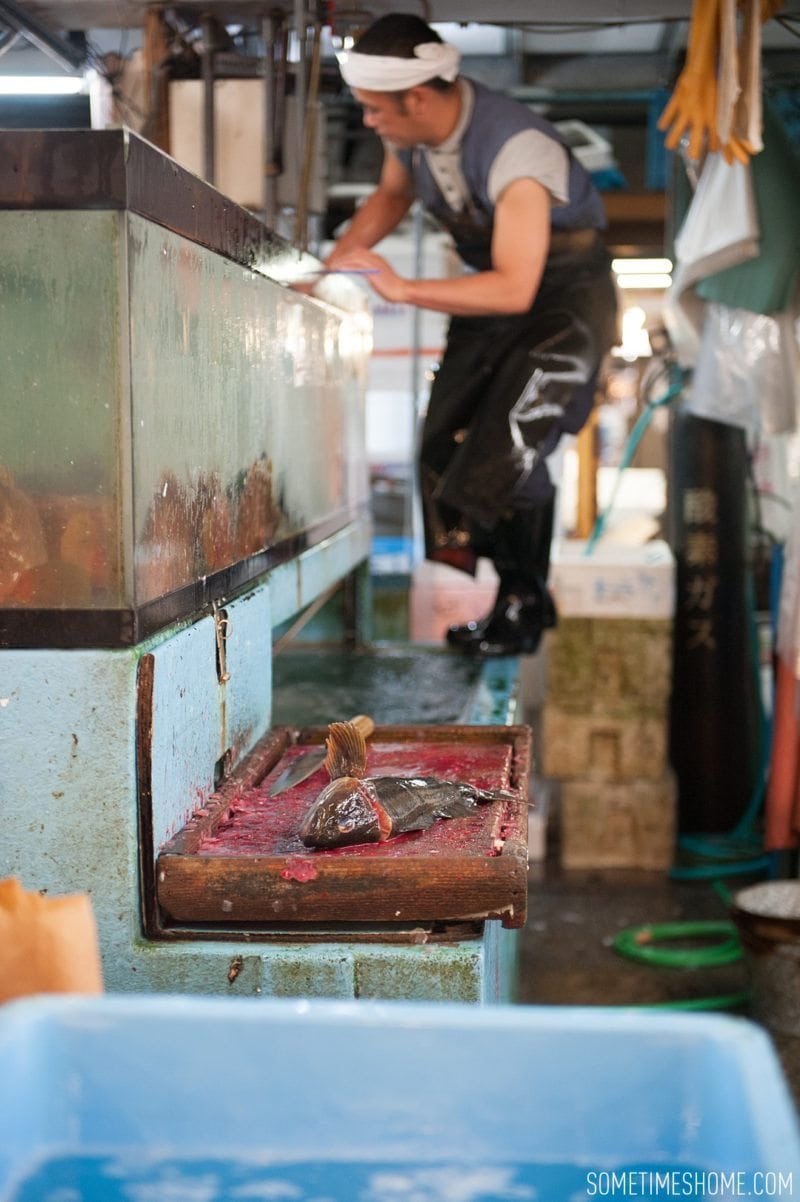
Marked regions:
[326,153,415,263]
[332,177,551,316]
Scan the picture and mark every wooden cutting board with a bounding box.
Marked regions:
[156,723,531,930]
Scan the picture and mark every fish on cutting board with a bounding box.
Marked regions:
[299,721,516,850]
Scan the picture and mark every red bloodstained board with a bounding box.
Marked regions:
[156,724,531,929]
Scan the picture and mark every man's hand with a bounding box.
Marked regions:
[327,249,409,304]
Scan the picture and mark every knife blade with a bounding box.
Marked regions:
[270,714,375,796]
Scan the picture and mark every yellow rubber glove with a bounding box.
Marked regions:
[658,0,722,161]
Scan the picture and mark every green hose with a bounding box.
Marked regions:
[638,991,752,1012]
[612,918,751,1012]
[613,920,742,968]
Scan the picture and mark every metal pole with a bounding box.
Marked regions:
[294,19,321,251]
[262,12,277,227]
[407,199,425,568]
[201,13,216,186]
[293,0,307,243]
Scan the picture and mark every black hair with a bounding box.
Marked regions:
[353,13,454,92]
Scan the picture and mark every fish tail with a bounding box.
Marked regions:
[323,721,368,780]
[476,787,518,804]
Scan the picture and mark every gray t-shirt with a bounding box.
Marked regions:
[393,79,570,214]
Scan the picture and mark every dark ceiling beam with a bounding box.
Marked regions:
[0,25,22,56]
[0,0,85,68]
[21,0,800,37]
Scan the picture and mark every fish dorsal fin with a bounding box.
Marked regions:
[324,721,368,780]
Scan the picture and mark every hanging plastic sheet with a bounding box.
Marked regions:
[750,431,797,547]
[668,99,800,368]
[686,302,800,440]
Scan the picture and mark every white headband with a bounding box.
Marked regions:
[338,41,461,91]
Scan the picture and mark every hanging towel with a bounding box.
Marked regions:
[669,153,759,360]
[696,99,800,316]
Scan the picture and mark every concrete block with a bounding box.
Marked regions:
[560,773,677,870]
[546,618,672,718]
[541,705,667,780]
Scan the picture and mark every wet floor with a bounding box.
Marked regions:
[520,861,750,1009]
[519,855,800,1110]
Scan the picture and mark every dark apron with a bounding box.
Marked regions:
[419,210,618,574]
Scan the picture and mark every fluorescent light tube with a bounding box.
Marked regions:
[0,75,85,95]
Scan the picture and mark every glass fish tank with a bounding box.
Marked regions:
[0,130,371,645]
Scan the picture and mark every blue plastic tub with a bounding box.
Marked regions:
[0,996,798,1200]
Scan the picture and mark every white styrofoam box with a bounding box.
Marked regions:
[374,229,456,275]
[169,83,326,213]
[369,300,449,354]
[554,119,614,173]
[410,558,499,643]
[366,390,417,462]
[549,539,675,619]
[367,356,435,397]
[597,466,667,514]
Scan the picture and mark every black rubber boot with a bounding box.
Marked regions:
[447,500,557,653]
[463,583,555,658]
[446,614,492,647]
[445,574,556,648]
[443,521,502,648]
[445,573,502,647]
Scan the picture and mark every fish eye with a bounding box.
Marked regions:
[337,818,356,832]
